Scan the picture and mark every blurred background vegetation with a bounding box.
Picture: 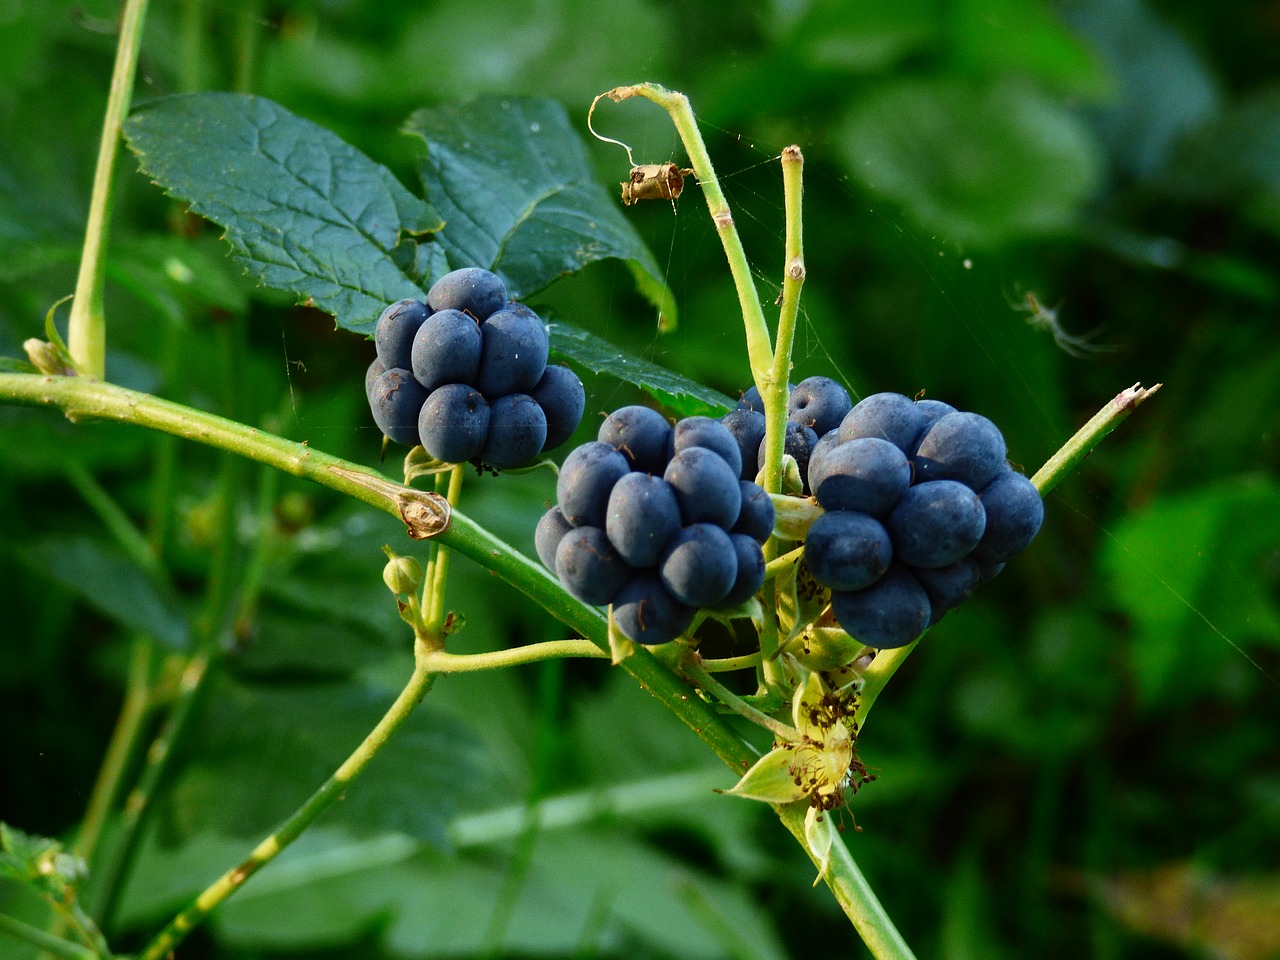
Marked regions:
[2,0,1279,958]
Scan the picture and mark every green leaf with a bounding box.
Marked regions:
[123,92,442,335]
[1100,476,1280,704]
[548,322,736,417]
[837,76,1102,247]
[403,95,677,326]
[163,675,491,849]
[19,534,189,650]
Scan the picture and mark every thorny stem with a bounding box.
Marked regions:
[600,84,774,377]
[66,0,150,377]
[135,661,437,960]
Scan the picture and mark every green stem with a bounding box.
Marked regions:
[760,145,806,500]
[421,639,607,672]
[681,660,797,742]
[852,642,917,730]
[763,543,805,582]
[72,636,155,867]
[1030,382,1162,496]
[66,0,150,378]
[605,84,773,376]
[424,465,465,630]
[697,652,761,673]
[92,650,211,926]
[0,915,98,960]
[62,461,163,580]
[776,804,917,960]
[135,661,437,960]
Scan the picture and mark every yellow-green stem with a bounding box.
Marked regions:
[605,84,773,376]
[421,639,607,672]
[66,0,150,377]
[135,661,437,960]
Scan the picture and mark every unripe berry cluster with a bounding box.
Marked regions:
[364,267,585,470]
[536,406,776,645]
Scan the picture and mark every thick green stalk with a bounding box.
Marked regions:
[776,804,917,960]
[135,662,437,960]
[603,84,773,377]
[66,0,150,377]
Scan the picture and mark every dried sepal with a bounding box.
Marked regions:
[620,163,694,205]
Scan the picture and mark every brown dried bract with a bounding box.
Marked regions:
[621,163,694,205]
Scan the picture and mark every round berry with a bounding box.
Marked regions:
[612,571,696,645]
[803,510,893,592]
[884,479,987,569]
[481,394,547,469]
[555,526,631,605]
[369,367,428,447]
[665,446,742,529]
[535,506,574,570]
[530,364,585,452]
[418,383,490,463]
[732,480,775,543]
[660,523,739,607]
[720,409,767,481]
[672,416,743,479]
[788,376,852,437]
[972,467,1044,564]
[838,392,925,455]
[913,411,1007,490]
[605,473,682,568]
[426,267,507,320]
[475,307,549,398]
[599,405,672,474]
[557,441,631,528]
[809,437,911,517]
[830,565,931,650]
[410,308,482,391]
[714,534,767,608]
[374,299,431,371]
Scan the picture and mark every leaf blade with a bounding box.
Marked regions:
[548,322,735,418]
[123,92,441,335]
[404,96,676,325]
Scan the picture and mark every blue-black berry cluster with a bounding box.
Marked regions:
[364,267,585,470]
[800,392,1043,649]
[536,406,776,645]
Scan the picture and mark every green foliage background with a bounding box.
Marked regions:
[2,1,1278,958]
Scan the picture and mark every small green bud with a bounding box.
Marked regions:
[381,546,422,595]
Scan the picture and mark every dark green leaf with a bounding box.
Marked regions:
[403,96,677,326]
[163,676,490,849]
[1101,476,1280,703]
[548,322,735,417]
[123,93,442,335]
[19,534,189,650]
[837,77,1102,247]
